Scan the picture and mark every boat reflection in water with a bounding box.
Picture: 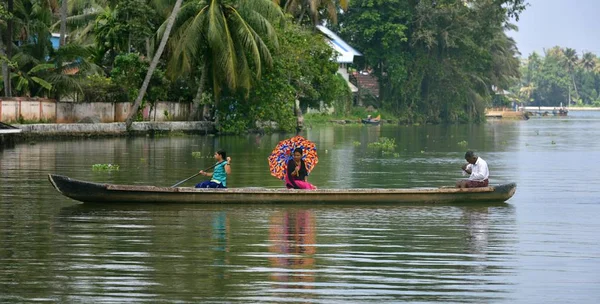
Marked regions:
[268,210,316,290]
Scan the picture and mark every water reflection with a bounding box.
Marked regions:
[3,116,600,302]
[268,210,316,289]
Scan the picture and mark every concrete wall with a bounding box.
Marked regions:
[145,102,191,121]
[57,101,115,123]
[0,98,57,123]
[1,98,192,123]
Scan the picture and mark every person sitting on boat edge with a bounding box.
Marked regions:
[285,148,317,190]
[195,150,231,188]
[456,150,489,188]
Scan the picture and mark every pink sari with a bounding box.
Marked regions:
[285,160,317,190]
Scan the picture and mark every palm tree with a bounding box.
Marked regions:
[51,0,109,45]
[1,7,10,96]
[562,47,579,98]
[275,0,349,26]
[7,43,102,98]
[125,0,183,130]
[580,52,596,72]
[167,0,284,121]
[594,58,600,75]
[59,0,68,46]
[4,0,14,96]
[519,84,535,103]
[488,31,520,91]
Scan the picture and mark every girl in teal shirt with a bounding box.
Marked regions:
[195,150,231,188]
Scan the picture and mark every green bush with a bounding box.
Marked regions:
[82,75,129,103]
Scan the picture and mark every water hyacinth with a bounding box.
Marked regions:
[92,164,120,171]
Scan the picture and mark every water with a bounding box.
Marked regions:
[1,112,599,303]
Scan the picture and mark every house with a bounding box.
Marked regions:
[316,26,382,108]
[316,25,361,94]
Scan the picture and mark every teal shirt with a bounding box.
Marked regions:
[211,161,228,187]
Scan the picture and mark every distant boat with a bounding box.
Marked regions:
[556,108,568,116]
[361,115,381,125]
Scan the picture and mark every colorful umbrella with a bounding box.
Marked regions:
[268,136,318,180]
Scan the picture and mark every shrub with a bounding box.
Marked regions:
[82,75,128,102]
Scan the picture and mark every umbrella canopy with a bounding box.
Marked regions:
[268,136,318,180]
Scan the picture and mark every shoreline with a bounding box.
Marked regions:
[1,121,215,144]
[520,106,600,111]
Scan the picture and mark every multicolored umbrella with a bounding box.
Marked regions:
[268,136,318,180]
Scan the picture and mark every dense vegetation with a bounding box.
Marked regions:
[1,0,528,132]
[514,47,600,107]
[337,0,526,123]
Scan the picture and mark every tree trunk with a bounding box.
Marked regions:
[0,38,9,97]
[189,63,208,121]
[295,99,304,132]
[125,0,183,130]
[146,38,151,58]
[59,0,68,47]
[5,0,13,96]
[571,73,579,99]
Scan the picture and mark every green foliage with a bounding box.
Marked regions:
[111,53,169,103]
[368,137,397,152]
[515,47,600,106]
[92,163,120,171]
[94,1,159,57]
[458,140,468,147]
[191,152,202,158]
[82,75,129,102]
[352,141,361,146]
[217,21,345,133]
[338,0,525,123]
[167,0,284,96]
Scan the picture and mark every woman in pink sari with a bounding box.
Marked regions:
[285,148,317,190]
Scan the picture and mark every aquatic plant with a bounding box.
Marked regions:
[92,164,120,171]
[458,140,468,147]
[368,137,397,151]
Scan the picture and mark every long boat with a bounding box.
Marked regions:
[48,174,517,204]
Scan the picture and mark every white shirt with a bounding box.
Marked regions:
[467,157,489,181]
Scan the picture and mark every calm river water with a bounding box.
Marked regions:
[1,112,599,303]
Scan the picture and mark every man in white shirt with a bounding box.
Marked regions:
[456,151,489,188]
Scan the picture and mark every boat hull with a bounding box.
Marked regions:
[361,119,381,125]
[49,174,516,204]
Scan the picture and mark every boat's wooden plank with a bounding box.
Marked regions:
[106,184,496,194]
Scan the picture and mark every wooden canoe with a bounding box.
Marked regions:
[48,174,517,204]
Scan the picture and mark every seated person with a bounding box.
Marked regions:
[195,150,231,188]
[456,151,489,188]
[285,148,316,190]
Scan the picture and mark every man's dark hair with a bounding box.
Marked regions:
[293,148,303,154]
[465,151,475,159]
[216,150,226,159]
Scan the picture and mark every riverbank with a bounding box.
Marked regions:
[4,121,215,141]
[304,110,401,126]
[520,106,600,111]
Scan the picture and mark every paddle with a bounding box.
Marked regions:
[171,161,223,188]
